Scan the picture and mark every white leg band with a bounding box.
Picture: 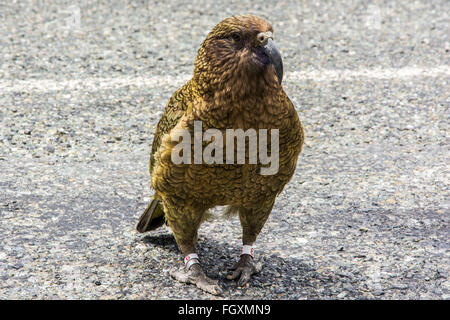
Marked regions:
[241,245,254,258]
[184,253,200,269]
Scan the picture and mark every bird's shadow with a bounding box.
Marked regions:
[142,233,179,253]
[138,230,351,298]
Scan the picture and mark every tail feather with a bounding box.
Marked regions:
[136,199,165,233]
[221,205,240,218]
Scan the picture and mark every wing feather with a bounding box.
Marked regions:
[149,81,193,173]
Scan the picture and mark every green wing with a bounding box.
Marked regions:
[138,83,193,233]
[149,81,192,174]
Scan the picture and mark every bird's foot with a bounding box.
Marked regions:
[226,254,263,287]
[169,263,223,295]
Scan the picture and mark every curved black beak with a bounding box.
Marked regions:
[263,38,283,84]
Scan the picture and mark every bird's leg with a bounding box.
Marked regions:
[227,201,274,287]
[169,251,222,295]
[226,244,264,286]
[166,208,223,295]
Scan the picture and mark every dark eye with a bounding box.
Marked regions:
[231,33,241,42]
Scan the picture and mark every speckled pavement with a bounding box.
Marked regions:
[0,0,448,299]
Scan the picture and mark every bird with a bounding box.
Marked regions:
[136,14,304,295]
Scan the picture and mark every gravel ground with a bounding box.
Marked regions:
[0,0,449,299]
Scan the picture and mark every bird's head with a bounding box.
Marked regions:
[193,15,283,97]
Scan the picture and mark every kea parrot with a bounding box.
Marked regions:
[136,14,305,295]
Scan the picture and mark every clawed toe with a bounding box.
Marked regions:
[226,254,263,287]
[169,264,223,295]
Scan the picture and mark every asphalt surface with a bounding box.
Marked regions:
[0,0,449,299]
